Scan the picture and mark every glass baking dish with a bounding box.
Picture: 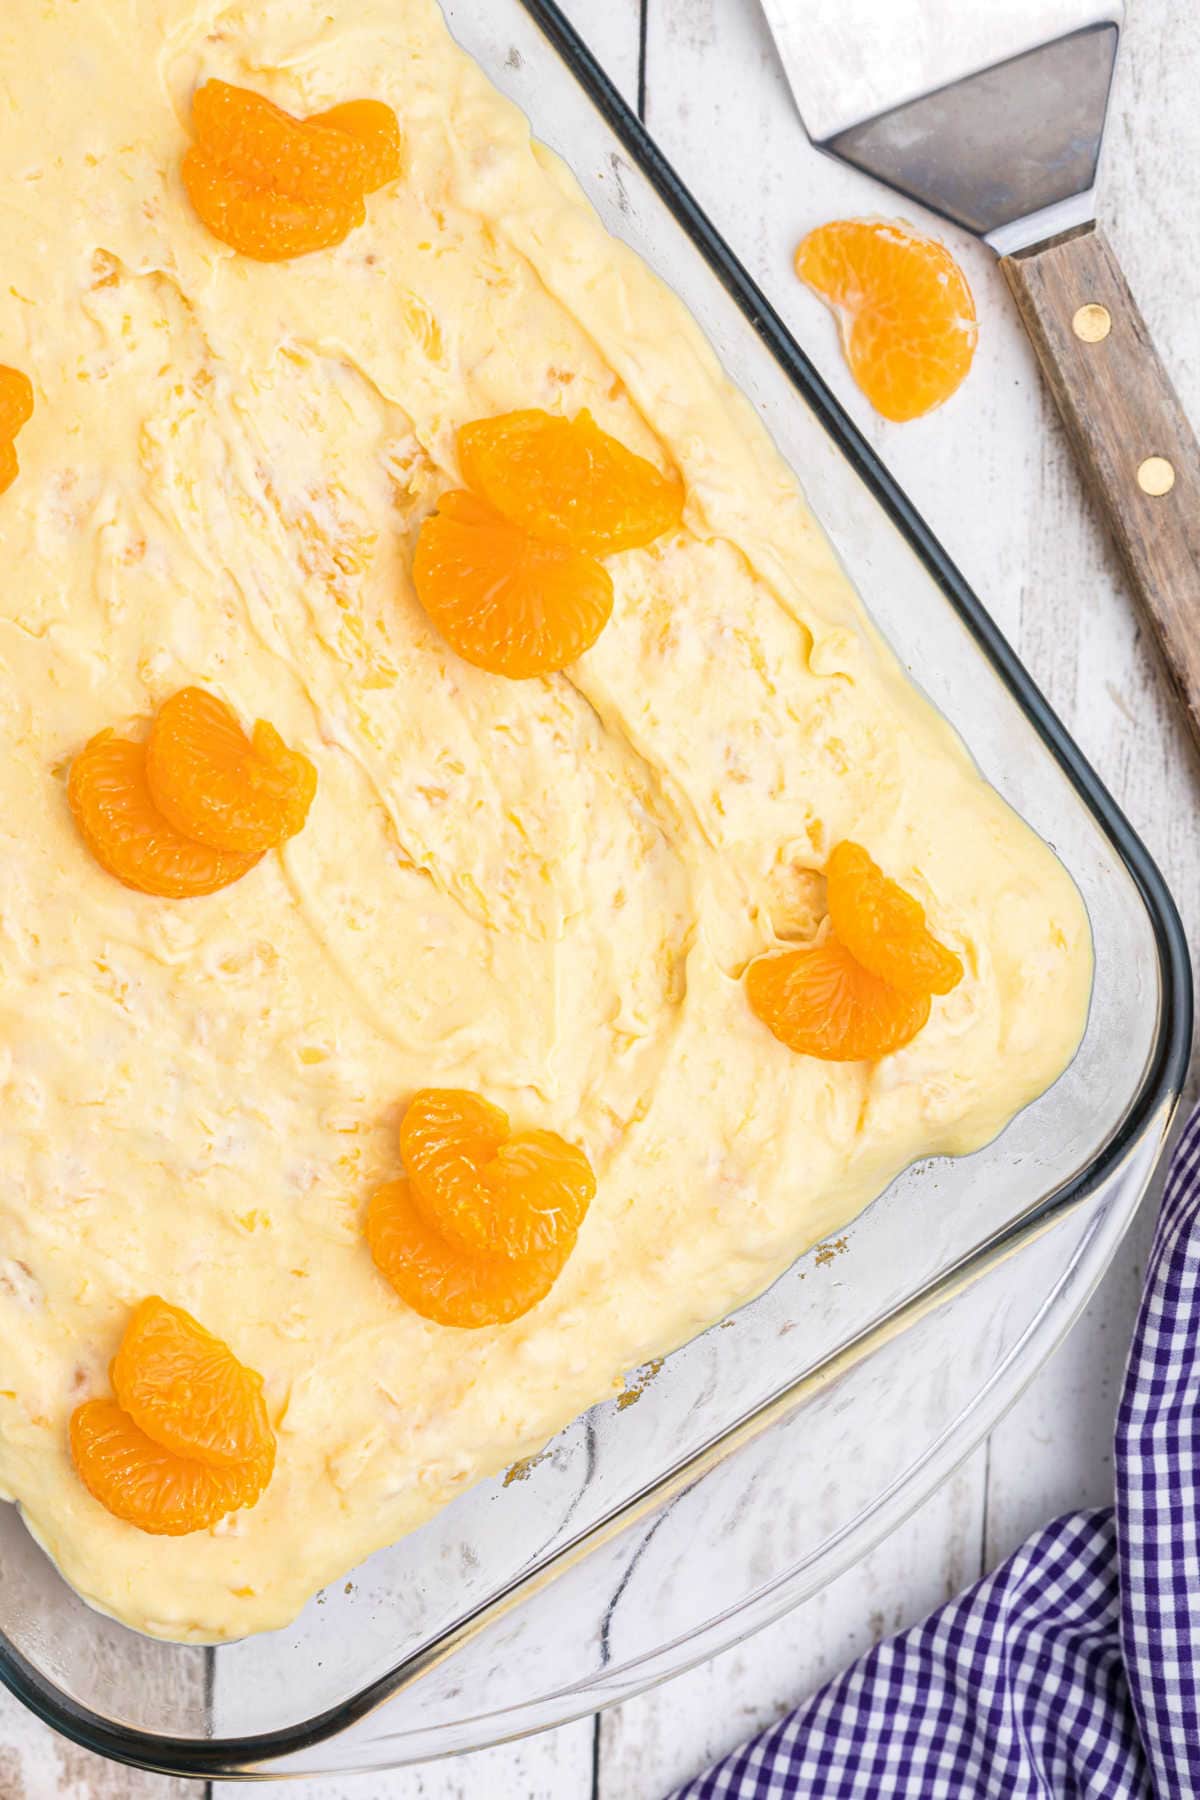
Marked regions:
[0,0,1189,1778]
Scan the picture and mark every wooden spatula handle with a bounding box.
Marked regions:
[1001,221,1200,751]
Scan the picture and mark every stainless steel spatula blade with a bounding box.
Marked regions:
[760,0,1120,252]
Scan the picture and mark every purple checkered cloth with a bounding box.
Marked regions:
[674,1103,1200,1799]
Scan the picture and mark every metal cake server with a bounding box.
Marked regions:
[759,0,1200,754]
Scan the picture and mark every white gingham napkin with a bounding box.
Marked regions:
[674,1105,1200,1799]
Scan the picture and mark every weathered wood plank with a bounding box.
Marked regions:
[986,0,1200,1571]
[555,0,642,102]
[0,1673,197,1800]
[210,1732,594,1800]
[596,1456,986,1796]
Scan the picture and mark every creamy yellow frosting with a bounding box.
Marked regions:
[0,0,1091,1641]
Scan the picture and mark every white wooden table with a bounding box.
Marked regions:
[3,1,1198,1794]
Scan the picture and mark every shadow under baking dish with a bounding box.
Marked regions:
[0,0,1191,1778]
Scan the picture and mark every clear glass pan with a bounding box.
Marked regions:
[0,0,1190,1777]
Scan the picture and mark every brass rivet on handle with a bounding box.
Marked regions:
[1137,456,1176,497]
[1072,303,1111,342]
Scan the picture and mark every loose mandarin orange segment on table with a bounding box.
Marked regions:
[0,364,33,497]
[182,80,401,261]
[70,1399,272,1537]
[795,219,977,422]
[412,489,614,678]
[746,937,931,1062]
[400,1087,596,1258]
[367,1178,573,1329]
[826,841,963,996]
[457,409,685,556]
[67,731,262,899]
[111,1297,274,1470]
[146,687,316,854]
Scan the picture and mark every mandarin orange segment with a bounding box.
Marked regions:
[182,148,364,262]
[400,1088,595,1258]
[458,409,684,556]
[367,1178,572,1329]
[145,687,317,854]
[67,731,262,898]
[183,80,399,261]
[746,938,931,1062]
[311,99,404,191]
[412,489,614,678]
[70,1398,272,1536]
[795,220,977,422]
[0,365,33,440]
[826,841,963,997]
[190,80,370,197]
[0,364,33,497]
[401,1086,504,1233]
[110,1297,274,1471]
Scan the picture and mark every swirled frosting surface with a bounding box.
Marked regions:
[0,0,1091,1639]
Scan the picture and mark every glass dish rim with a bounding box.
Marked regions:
[0,0,1191,1776]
